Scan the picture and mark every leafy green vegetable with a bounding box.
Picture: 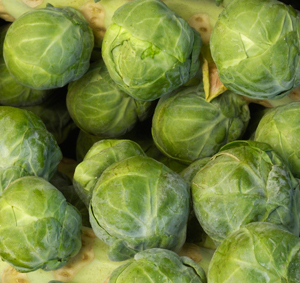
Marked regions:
[89,155,190,261]
[0,106,62,193]
[3,6,94,90]
[67,60,154,137]
[210,0,300,99]
[208,222,300,282]
[151,85,250,164]
[192,140,300,245]
[0,176,82,272]
[102,0,202,101]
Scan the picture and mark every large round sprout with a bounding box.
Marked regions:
[208,222,300,282]
[254,101,300,178]
[0,106,62,193]
[67,60,154,137]
[89,155,190,261]
[3,6,94,90]
[191,140,300,245]
[108,248,207,283]
[151,85,250,164]
[101,0,202,101]
[0,176,82,272]
[73,139,146,207]
[210,0,300,99]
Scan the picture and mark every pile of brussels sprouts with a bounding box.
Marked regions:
[0,0,299,282]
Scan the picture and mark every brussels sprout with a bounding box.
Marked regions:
[210,0,300,99]
[151,85,250,164]
[192,140,300,246]
[0,106,62,194]
[67,60,154,137]
[254,101,300,178]
[0,176,82,272]
[102,0,202,101]
[89,155,190,261]
[108,248,207,283]
[207,222,300,282]
[73,139,146,206]
[3,6,94,90]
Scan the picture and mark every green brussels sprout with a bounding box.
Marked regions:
[73,139,146,206]
[89,155,190,261]
[151,85,250,164]
[3,6,94,90]
[191,140,300,246]
[210,0,300,99]
[21,90,76,144]
[108,248,207,283]
[0,106,62,194]
[67,60,154,137]
[254,101,300,178]
[0,176,82,272]
[207,222,300,282]
[102,0,202,101]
